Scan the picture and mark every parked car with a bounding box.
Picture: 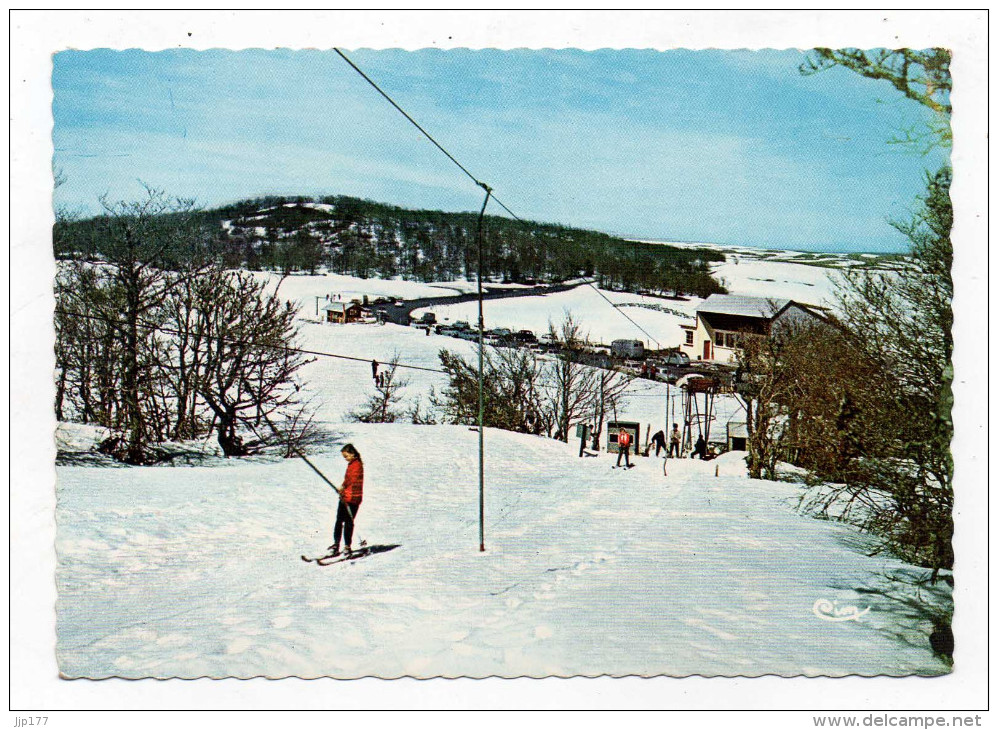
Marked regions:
[489,327,513,338]
[662,351,691,367]
[417,312,437,325]
[452,320,472,331]
[435,325,457,337]
[513,330,537,344]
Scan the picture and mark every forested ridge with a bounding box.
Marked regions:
[55,194,726,297]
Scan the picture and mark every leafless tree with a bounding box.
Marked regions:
[181,270,311,457]
[348,353,410,424]
[545,313,597,442]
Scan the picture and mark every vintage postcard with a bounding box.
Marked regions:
[11,8,988,717]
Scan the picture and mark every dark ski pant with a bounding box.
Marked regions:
[616,445,631,467]
[669,441,680,458]
[333,500,361,549]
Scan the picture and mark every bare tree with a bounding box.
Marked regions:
[799,48,954,578]
[545,313,597,442]
[182,270,311,457]
[434,343,546,433]
[348,353,410,423]
[53,187,212,462]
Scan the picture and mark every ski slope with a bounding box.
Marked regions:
[54,251,947,679]
[55,424,950,679]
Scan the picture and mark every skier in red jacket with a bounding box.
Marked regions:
[616,429,633,468]
[330,443,364,556]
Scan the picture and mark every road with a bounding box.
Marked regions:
[378,281,587,325]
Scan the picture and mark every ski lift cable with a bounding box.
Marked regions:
[59,308,681,403]
[57,308,451,376]
[335,50,672,369]
[334,48,521,222]
[583,282,661,350]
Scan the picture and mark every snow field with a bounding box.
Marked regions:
[54,251,946,679]
[56,425,949,678]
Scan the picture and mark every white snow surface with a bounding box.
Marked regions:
[55,253,948,679]
[710,256,842,308]
[56,426,949,679]
[413,287,697,349]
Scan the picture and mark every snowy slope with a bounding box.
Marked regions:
[54,250,943,680]
[710,256,842,307]
[412,286,696,349]
[55,424,950,679]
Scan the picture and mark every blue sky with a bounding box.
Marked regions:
[52,48,948,253]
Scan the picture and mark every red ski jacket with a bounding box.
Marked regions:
[341,459,364,505]
[618,431,632,449]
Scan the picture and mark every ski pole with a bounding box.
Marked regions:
[242,410,362,545]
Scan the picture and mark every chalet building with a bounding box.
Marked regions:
[323,301,363,324]
[679,294,825,363]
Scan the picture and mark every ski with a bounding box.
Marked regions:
[301,543,401,566]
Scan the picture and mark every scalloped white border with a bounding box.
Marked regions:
[9,9,989,723]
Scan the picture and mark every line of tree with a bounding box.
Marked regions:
[54,187,317,464]
[55,195,728,298]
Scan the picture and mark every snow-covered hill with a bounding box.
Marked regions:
[56,423,950,679]
[251,239,880,352]
[54,249,944,680]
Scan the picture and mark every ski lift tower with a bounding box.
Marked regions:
[677,374,718,454]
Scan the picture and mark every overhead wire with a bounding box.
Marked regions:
[333,48,521,222]
[334,48,665,352]
[56,308,449,375]
[58,306,674,400]
[584,281,661,350]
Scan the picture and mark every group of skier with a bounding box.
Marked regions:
[616,422,710,468]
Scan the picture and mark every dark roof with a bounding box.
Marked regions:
[696,294,791,319]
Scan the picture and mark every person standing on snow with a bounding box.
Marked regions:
[694,434,707,460]
[669,423,681,457]
[330,443,364,556]
[650,429,667,457]
[616,429,633,468]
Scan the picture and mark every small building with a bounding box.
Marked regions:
[679,294,825,364]
[607,421,641,454]
[323,301,363,324]
[726,421,748,451]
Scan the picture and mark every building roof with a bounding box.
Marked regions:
[696,294,792,319]
[322,301,361,312]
